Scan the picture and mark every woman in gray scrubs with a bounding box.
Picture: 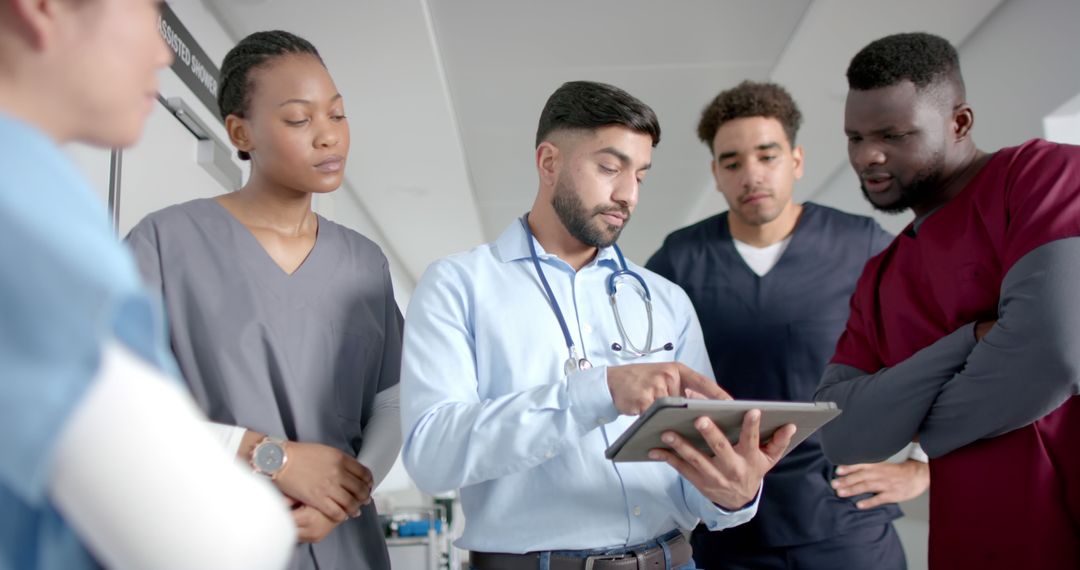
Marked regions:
[127,31,401,570]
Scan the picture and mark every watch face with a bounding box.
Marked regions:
[254,442,285,473]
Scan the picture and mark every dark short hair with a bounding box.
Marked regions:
[218,30,324,160]
[535,81,661,148]
[696,80,802,149]
[847,32,963,93]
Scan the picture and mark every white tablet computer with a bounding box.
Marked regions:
[604,397,841,462]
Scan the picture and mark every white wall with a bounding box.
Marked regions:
[1044,92,1080,145]
[962,0,1080,151]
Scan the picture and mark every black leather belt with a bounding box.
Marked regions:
[471,533,692,570]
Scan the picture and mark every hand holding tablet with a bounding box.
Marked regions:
[606,397,840,462]
[605,397,840,510]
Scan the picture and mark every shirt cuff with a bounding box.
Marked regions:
[566,365,620,428]
[908,443,929,463]
[688,479,762,531]
[713,483,763,516]
[206,422,247,463]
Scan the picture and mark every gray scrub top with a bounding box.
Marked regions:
[127,197,402,570]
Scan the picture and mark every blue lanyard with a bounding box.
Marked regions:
[520,214,630,363]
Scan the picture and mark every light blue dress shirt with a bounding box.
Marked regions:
[401,219,758,554]
[0,112,175,569]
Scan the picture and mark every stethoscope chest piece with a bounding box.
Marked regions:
[564,356,593,376]
[563,346,593,375]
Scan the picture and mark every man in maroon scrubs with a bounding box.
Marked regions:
[815,32,1080,569]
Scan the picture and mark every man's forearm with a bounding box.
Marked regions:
[815,323,976,464]
[919,238,1080,456]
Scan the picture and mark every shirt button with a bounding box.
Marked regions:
[582,323,593,334]
[633,506,641,517]
[544,450,555,459]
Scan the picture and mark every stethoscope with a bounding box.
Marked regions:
[521,215,674,376]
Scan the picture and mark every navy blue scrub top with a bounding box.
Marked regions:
[647,202,899,547]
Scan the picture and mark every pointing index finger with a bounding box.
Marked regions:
[676,363,731,400]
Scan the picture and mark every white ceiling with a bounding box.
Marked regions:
[427,0,812,261]
[204,0,1004,284]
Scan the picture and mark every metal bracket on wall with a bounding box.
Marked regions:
[159,95,243,191]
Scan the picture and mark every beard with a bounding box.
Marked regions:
[551,175,630,249]
[861,153,946,214]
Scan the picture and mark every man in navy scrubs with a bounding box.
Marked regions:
[647,81,927,569]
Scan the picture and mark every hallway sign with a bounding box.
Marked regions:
[158,2,222,124]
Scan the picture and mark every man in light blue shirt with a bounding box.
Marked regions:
[401,81,795,570]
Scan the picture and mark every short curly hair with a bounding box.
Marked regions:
[847,32,962,92]
[697,81,802,150]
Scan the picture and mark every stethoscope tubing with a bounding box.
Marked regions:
[520,214,672,370]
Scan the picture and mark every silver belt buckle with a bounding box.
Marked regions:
[582,553,628,570]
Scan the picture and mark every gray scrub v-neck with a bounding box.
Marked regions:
[127,197,401,570]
